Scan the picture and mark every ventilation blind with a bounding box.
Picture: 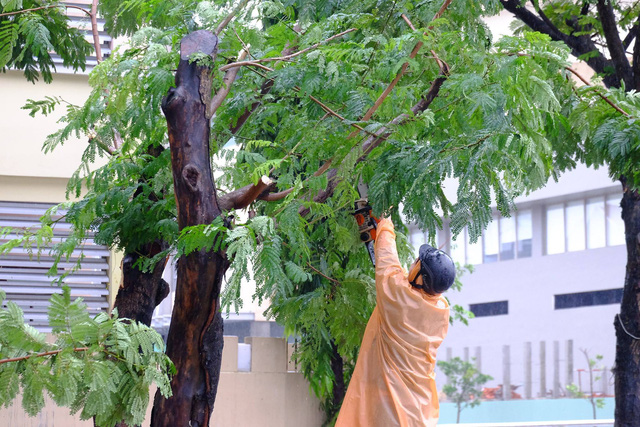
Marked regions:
[0,201,110,331]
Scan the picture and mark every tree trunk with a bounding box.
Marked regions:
[330,341,346,418]
[113,249,169,326]
[614,178,640,427]
[150,30,229,427]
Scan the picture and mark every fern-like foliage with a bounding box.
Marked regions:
[0,1,92,83]
[0,286,174,427]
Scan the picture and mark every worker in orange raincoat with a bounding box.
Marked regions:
[335,217,456,427]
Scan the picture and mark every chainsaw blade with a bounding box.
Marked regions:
[365,240,376,266]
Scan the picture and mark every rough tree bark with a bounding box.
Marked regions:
[614,178,640,427]
[150,30,230,427]
[113,249,169,326]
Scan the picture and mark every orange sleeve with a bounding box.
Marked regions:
[373,219,408,318]
[374,218,402,274]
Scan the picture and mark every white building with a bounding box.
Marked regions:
[411,164,625,398]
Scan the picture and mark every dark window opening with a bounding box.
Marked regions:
[469,301,508,317]
[555,288,623,309]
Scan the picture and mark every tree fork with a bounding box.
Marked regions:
[150,30,229,427]
[614,177,640,427]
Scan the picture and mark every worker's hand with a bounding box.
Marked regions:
[381,205,394,219]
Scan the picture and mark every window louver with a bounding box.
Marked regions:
[0,201,110,331]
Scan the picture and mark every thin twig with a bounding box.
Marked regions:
[233,26,255,59]
[215,0,250,36]
[307,262,341,285]
[0,347,89,365]
[208,48,249,118]
[112,128,123,150]
[565,66,630,117]
[400,15,448,74]
[0,4,91,17]
[90,0,102,63]
[509,51,630,117]
[220,28,357,71]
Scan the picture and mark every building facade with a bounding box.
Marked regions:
[410,164,625,398]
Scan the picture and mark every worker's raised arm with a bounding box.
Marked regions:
[374,218,403,276]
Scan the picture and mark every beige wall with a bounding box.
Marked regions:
[0,71,95,180]
[0,337,324,427]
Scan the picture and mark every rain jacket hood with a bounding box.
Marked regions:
[335,218,450,427]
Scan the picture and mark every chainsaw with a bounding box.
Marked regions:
[353,199,379,266]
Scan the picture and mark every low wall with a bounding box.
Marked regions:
[439,398,615,424]
[0,336,324,427]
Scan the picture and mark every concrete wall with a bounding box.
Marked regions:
[0,337,324,427]
[0,71,94,180]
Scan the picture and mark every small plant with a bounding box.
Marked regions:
[438,357,492,423]
[566,349,606,419]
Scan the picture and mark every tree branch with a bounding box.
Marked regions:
[565,66,631,116]
[500,0,617,86]
[530,0,565,40]
[215,0,250,36]
[633,14,640,89]
[219,28,357,72]
[218,176,275,210]
[596,0,633,88]
[359,73,448,159]
[351,2,452,135]
[299,72,448,214]
[0,4,91,17]
[208,48,249,118]
[307,262,341,286]
[90,0,102,63]
[623,25,638,50]
[0,347,89,365]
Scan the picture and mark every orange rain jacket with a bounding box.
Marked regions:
[335,218,450,427]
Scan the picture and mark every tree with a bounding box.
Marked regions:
[439,357,492,423]
[567,349,607,420]
[438,357,493,423]
[1,0,591,425]
[496,2,640,424]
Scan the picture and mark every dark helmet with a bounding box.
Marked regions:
[409,244,456,295]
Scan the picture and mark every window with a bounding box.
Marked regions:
[450,233,466,265]
[555,289,623,309]
[483,221,499,263]
[517,209,532,258]
[546,203,565,254]
[606,195,625,246]
[410,228,427,257]
[586,196,606,249]
[467,233,483,265]
[545,193,624,255]
[566,200,586,252]
[408,226,440,257]
[469,301,508,317]
[450,227,483,266]
[449,209,532,265]
[499,216,516,261]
